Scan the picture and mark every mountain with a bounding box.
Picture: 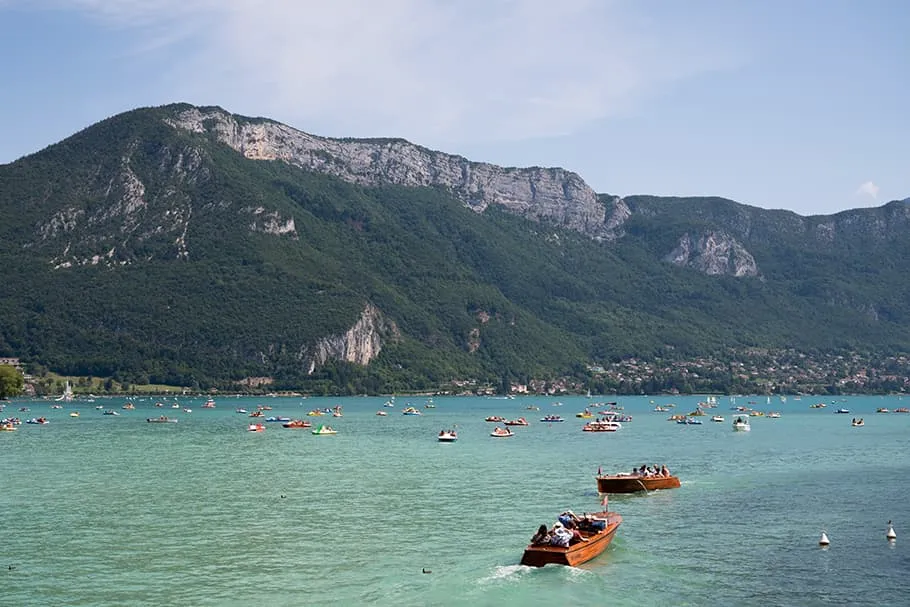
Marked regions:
[1,103,909,394]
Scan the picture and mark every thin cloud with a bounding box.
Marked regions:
[855,181,880,199]
[43,1,742,146]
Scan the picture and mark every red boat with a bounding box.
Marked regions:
[282,419,312,428]
[520,511,622,567]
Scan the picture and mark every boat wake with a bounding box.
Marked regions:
[479,564,529,583]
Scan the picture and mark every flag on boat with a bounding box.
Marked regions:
[597,466,602,475]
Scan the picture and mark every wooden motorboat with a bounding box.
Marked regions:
[282,419,312,428]
[146,416,177,423]
[520,511,622,567]
[596,473,680,493]
[504,417,529,426]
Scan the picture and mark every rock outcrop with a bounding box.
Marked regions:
[665,231,759,277]
[302,303,399,373]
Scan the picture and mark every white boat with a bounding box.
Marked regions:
[711,415,724,423]
[490,427,514,437]
[437,430,457,442]
[732,416,751,432]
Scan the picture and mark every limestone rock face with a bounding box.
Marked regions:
[166,107,610,238]
[303,304,399,373]
[665,231,759,277]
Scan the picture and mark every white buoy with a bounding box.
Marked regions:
[819,531,830,546]
[887,521,896,541]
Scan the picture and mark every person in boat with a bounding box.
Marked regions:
[562,519,589,545]
[530,524,550,546]
[661,464,670,477]
[548,522,573,547]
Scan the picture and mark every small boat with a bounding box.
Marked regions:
[265,416,291,423]
[437,430,458,442]
[834,408,851,414]
[248,423,265,432]
[809,403,826,409]
[596,473,680,493]
[282,419,312,429]
[732,416,751,432]
[26,417,49,424]
[526,405,540,411]
[677,417,702,425]
[767,412,781,419]
[653,406,669,412]
[376,411,388,416]
[0,422,17,432]
[540,415,564,423]
[896,408,910,414]
[312,425,338,435]
[485,416,505,422]
[402,407,422,416]
[102,410,120,416]
[202,399,216,408]
[249,411,264,418]
[851,418,865,427]
[582,421,620,432]
[69,412,80,417]
[183,408,192,413]
[122,402,135,410]
[490,427,514,437]
[877,408,890,413]
[711,415,725,422]
[576,410,594,419]
[520,511,622,567]
[146,416,177,423]
[307,410,324,416]
[504,417,529,426]
[236,408,248,414]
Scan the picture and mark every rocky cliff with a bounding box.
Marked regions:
[665,231,760,277]
[165,107,610,239]
[301,304,400,374]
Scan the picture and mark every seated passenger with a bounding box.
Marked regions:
[530,524,549,545]
[549,522,573,547]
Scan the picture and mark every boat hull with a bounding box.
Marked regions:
[596,475,680,493]
[520,512,622,567]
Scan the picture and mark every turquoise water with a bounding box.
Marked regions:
[2,394,909,606]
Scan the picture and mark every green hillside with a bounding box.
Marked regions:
[1,105,909,394]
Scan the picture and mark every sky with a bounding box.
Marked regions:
[0,0,907,216]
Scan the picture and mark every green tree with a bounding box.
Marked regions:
[0,365,24,399]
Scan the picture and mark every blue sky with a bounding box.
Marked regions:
[1,0,907,216]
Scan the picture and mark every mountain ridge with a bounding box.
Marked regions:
[2,102,910,394]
